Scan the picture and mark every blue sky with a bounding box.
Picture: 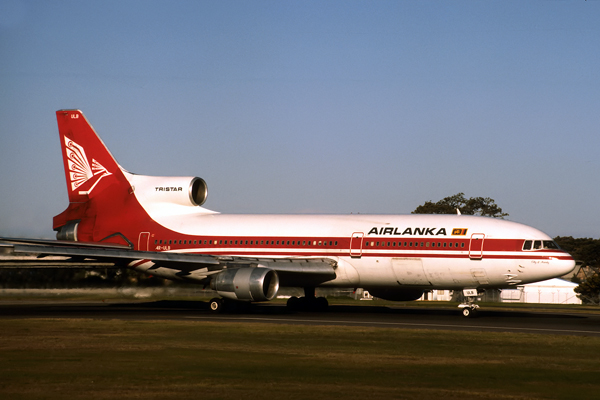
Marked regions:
[1,0,599,239]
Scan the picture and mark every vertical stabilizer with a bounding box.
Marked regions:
[53,110,135,244]
[56,110,123,203]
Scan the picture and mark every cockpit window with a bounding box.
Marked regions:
[522,240,560,251]
[543,240,559,249]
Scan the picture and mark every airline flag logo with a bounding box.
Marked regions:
[452,228,468,236]
[64,137,112,195]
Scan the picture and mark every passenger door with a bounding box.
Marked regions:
[469,233,485,259]
[349,232,364,258]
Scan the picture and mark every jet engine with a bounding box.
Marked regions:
[211,267,280,301]
[125,173,208,207]
[366,287,424,302]
[56,219,79,241]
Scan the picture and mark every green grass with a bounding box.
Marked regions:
[1,318,599,399]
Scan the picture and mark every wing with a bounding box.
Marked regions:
[0,238,337,287]
[1,237,220,267]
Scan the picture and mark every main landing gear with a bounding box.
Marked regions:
[208,297,251,314]
[458,288,481,318]
[209,297,225,313]
[286,287,329,312]
[208,288,329,314]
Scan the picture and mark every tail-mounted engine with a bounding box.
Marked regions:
[211,267,280,301]
[56,220,79,241]
[125,174,208,207]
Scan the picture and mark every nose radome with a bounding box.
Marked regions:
[554,256,576,277]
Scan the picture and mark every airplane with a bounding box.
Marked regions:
[1,110,576,317]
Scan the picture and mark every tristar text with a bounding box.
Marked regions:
[155,187,183,192]
[368,227,447,236]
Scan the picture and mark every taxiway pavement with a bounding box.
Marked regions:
[1,300,599,336]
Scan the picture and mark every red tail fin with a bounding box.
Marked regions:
[53,110,134,243]
[56,110,122,203]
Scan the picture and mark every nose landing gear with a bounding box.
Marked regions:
[459,304,480,317]
[458,288,481,318]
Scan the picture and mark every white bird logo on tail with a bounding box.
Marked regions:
[64,137,111,195]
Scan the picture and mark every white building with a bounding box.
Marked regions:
[417,278,581,304]
[500,278,581,305]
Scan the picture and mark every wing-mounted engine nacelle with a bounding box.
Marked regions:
[211,267,280,302]
[125,173,208,207]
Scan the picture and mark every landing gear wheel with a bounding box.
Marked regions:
[287,296,328,312]
[462,306,478,318]
[286,296,301,312]
[209,298,224,313]
[315,296,329,312]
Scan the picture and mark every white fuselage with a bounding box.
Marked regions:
[138,208,575,290]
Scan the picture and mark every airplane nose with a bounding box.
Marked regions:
[553,254,576,276]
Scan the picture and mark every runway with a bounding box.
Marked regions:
[1,300,600,336]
